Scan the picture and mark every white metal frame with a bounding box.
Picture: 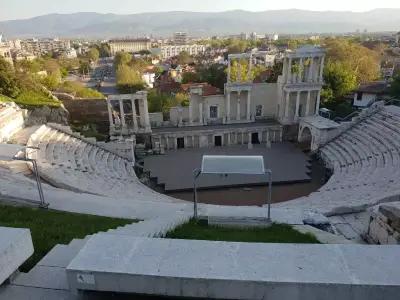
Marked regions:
[193,155,272,221]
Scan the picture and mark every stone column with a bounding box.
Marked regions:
[119,99,126,128]
[241,132,244,145]
[308,57,314,82]
[282,57,288,80]
[236,91,241,121]
[295,91,301,119]
[142,96,151,132]
[298,58,304,83]
[199,102,203,124]
[246,90,251,121]
[131,99,138,132]
[316,90,321,115]
[227,132,231,145]
[107,100,114,128]
[319,56,325,83]
[305,90,311,116]
[166,136,170,150]
[284,91,290,119]
[226,91,231,122]
[247,54,252,81]
[287,57,292,83]
[247,132,252,149]
[227,60,231,83]
[189,101,193,124]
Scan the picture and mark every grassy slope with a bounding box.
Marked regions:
[166,219,320,244]
[0,204,135,271]
[0,94,12,103]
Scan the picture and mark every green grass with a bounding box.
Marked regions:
[166,219,320,244]
[0,94,13,103]
[0,204,135,272]
[58,81,105,99]
[15,90,62,108]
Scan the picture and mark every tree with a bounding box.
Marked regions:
[197,64,227,90]
[115,64,145,93]
[390,74,400,98]
[181,72,200,84]
[176,51,193,65]
[114,52,132,67]
[323,61,357,100]
[324,39,380,85]
[0,58,20,97]
[87,48,100,63]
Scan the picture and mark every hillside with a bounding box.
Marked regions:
[0,9,399,38]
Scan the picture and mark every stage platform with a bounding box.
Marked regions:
[143,143,311,192]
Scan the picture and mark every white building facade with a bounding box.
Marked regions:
[160,45,206,59]
[108,46,326,150]
[109,39,152,56]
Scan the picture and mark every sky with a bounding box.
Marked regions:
[1,0,400,21]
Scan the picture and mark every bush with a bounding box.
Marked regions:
[0,94,13,103]
[58,81,105,99]
[15,90,61,108]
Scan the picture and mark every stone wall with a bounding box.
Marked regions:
[367,203,400,245]
[25,105,69,126]
[62,99,108,123]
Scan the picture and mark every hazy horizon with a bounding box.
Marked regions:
[1,0,400,21]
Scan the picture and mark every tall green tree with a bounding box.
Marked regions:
[114,52,132,67]
[323,61,357,102]
[87,48,100,63]
[0,58,20,97]
[176,51,193,65]
[115,64,145,93]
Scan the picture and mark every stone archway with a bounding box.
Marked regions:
[298,125,313,151]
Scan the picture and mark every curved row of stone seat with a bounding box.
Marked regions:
[282,105,400,214]
[0,102,26,143]
[26,125,182,203]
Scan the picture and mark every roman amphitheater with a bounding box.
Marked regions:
[0,48,400,299]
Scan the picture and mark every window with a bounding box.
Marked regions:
[210,106,218,119]
[357,92,363,100]
[256,105,263,117]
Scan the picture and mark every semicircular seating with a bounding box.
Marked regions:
[26,124,183,203]
[276,105,400,214]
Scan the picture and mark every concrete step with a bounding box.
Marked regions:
[12,265,69,290]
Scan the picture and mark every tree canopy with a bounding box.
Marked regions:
[87,48,100,63]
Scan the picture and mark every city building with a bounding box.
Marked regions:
[160,44,206,59]
[109,38,152,55]
[173,32,188,45]
[108,45,325,148]
[0,45,13,65]
[352,81,391,108]
[20,38,71,56]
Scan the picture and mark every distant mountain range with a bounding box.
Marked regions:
[1,9,400,38]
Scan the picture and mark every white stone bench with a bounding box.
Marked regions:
[0,227,34,285]
[66,235,400,300]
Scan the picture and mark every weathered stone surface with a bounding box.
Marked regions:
[25,106,69,126]
[67,234,400,300]
[379,202,400,232]
[0,227,33,285]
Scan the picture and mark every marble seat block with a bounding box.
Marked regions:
[67,234,400,300]
[0,227,34,285]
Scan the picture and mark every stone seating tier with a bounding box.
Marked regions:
[26,125,182,203]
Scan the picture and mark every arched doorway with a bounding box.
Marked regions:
[298,126,313,151]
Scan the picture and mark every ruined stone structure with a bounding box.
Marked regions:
[107,92,151,137]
